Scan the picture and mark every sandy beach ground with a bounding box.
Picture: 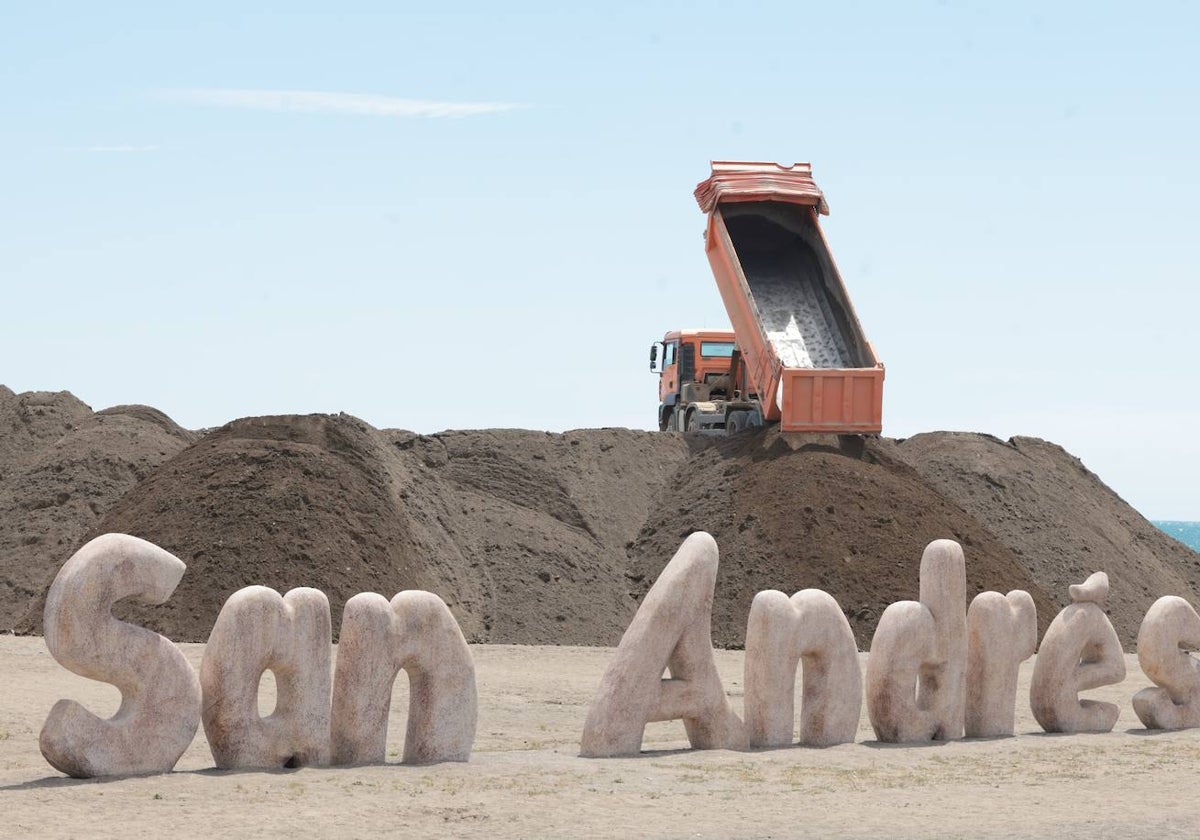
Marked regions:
[3,636,1199,839]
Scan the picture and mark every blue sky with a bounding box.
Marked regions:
[2,1,1197,519]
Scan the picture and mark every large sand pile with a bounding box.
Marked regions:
[12,411,690,644]
[895,432,1200,647]
[0,387,195,629]
[2,387,1196,647]
[626,431,1057,648]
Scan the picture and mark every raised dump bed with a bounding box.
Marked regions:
[695,162,884,434]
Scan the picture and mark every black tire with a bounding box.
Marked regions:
[683,409,697,433]
[665,410,678,432]
[725,411,747,435]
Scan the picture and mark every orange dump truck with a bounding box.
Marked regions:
[650,161,884,435]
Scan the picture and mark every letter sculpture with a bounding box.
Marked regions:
[40,533,201,778]
[866,539,966,742]
[331,591,477,765]
[744,589,861,748]
[200,586,332,769]
[1030,572,1125,733]
[965,590,1037,737]
[580,532,747,757]
[1132,595,1200,730]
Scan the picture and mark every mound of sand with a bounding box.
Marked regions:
[626,431,1057,648]
[0,387,195,629]
[3,386,1197,648]
[14,412,690,644]
[383,427,691,645]
[895,432,1200,647]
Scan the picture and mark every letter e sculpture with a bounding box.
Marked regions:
[1030,572,1125,733]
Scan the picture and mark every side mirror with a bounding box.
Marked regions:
[649,343,664,374]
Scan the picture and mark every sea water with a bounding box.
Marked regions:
[1154,521,1200,552]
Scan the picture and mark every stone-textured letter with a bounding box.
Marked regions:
[580,532,746,757]
[1133,595,1200,730]
[331,591,476,765]
[744,589,861,748]
[965,590,1037,737]
[40,533,201,778]
[1030,572,1125,733]
[200,586,331,769]
[866,539,966,742]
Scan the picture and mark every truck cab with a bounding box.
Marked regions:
[649,329,761,432]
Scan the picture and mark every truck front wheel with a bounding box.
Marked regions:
[665,410,678,432]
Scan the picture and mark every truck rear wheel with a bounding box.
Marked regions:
[726,411,747,435]
[683,409,697,433]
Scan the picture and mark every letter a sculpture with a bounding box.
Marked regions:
[580,532,746,757]
[201,585,332,769]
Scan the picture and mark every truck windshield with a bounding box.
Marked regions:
[700,342,735,358]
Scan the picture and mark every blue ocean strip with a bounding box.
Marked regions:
[1153,521,1200,552]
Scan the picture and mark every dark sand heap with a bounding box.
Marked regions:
[0,387,195,630]
[626,432,1057,649]
[895,432,1200,651]
[2,387,1195,648]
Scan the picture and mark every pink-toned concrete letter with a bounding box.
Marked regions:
[965,590,1037,737]
[1030,572,1125,733]
[200,586,332,769]
[744,588,861,747]
[866,539,966,742]
[1133,595,1200,730]
[580,532,747,757]
[40,533,201,778]
[331,590,477,765]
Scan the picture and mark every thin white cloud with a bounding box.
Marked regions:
[163,88,521,118]
[73,145,159,153]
